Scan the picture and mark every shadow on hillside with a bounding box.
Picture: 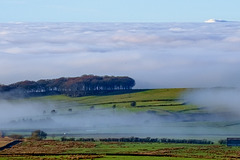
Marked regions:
[92,89,149,96]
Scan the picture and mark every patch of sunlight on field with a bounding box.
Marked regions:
[136,101,183,106]
[28,88,193,114]
[159,105,198,113]
[54,88,186,105]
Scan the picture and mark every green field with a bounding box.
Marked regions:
[29,88,199,115]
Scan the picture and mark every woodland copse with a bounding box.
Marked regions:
[0,75,135,97]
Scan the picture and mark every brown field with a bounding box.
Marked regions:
[0,140,96,154]
[0,137,14,148]
[1,139,240,160]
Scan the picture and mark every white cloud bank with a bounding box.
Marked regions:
[1,22,240,88]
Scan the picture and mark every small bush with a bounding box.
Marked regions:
[130,101,136,107]
[61,137,67,141]
[51,110,57,114]
[61,137,75,141]
[218,139,227,145]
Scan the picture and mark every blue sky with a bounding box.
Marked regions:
[0,0,239,22]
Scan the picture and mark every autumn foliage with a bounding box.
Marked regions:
[0,75,135,97]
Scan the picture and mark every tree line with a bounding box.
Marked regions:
[0,75,135,97]
[60,136,214,144]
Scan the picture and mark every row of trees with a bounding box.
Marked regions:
[60,137,214,144]
[0,75,135,97]
[99,137,213,144]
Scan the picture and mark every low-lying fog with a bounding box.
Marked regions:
[1,91,240,138]
[183,88,240,113]
[0,100,163,130]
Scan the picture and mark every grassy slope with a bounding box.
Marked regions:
[30,88,199,115]
[14,88,240,138]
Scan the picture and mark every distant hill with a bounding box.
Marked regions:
[0,75,135,98]
[204,19,228,23]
